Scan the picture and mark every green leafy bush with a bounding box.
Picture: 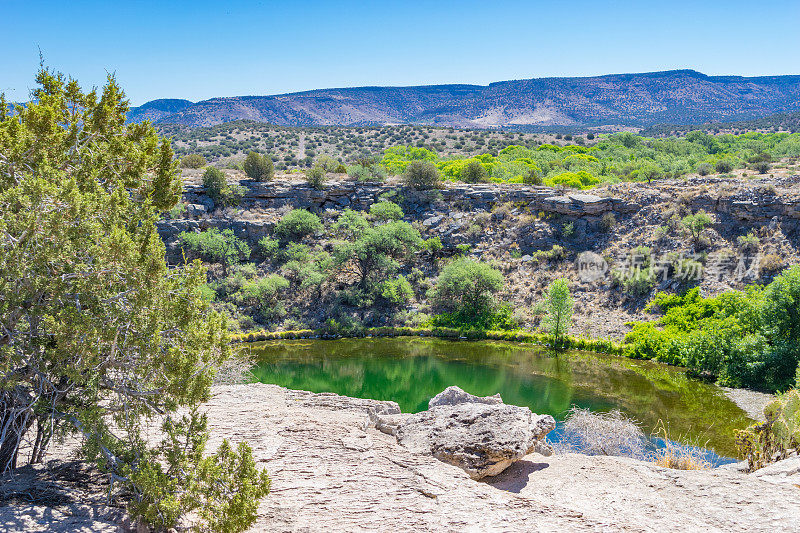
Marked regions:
[681,210,713,246]
[461,159,489,183]
[625,267,800,391]
[274,209,322,240]
[380,275,413,305]
[243,151,274,181]
[306,166,326,190]
[180,228,251,271]
[429,258,504,322]
[370,201,404,222]
[403,160,441,190]
[203,167,246,208]
[181,153,207,168]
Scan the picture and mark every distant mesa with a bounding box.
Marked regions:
[126,70,800,129]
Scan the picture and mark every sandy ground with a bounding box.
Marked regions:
[2,384,799,532]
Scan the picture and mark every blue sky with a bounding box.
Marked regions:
[3,0,799,105]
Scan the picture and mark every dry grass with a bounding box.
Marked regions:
[556,407,648,460]
[648,421,711,470]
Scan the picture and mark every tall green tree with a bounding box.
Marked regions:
[0,69,268,531]
[544,279,574,345]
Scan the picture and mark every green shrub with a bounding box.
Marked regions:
[274,209,322,240]
[181,153,207,168]
[314,155,341,173]
[403,160,441,190]
[179,228,251,271]
[681,210,713,247]
[306,166,326,190]
[236,274,289,319]
[429,258,504,319]
[370,201,404,222]
[715,159,734,173]
[600,213,617,232]
[736,389,800,471]
[203,167,246,208]
[347,164,387,182]
[461,159,489,183]
[257,236,280,258]
[243,151,274,181]
[126,412,270,532]
[696,162,713,176]
[624,267,800,391]
[380,275,413,306]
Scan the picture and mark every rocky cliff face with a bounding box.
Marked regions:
[158,175,800,253]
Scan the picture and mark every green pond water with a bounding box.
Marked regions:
[247,337,754,459]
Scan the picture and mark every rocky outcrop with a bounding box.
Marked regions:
[373,386,555,480]
[6,384,800,532]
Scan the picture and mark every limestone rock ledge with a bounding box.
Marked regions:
[204,384,799,533]
[4,383,799,532]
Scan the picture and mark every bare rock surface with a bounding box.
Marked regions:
[205,384,800,532]
[3,383,800,532]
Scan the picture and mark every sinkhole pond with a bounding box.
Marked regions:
[246,337,754,462]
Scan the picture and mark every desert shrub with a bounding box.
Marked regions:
[696,162,713,176]
[752,161,771,174]
[612,247,656,295]
[461,159,489,183]
[715,159,734,173]
[181,153,207,168]
[274,209,322,240]
[306,166,326,190]
[380,275,413,305]
[557,408,647,459]
[424,236,444,257]
[531,245,567,263]
[331,208,370,240]
[315,155,341,173]
[760,253,785,275]
[235,274,289,319]
[736,389,800,471]
[681,210,713,247]
[203,167,246,208]
[180,228,251,271]
[523,166,543,185]
[599,212,617,232]
[347,163,387,182]
[370,201,404,222]
[403,160,441,190]
[428,258,508,329]
[737,231,760,253]
[543,279,573,345]
[243,151,274,181]
[257,236,280,258]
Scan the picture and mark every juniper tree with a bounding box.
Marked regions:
[0,68,268,531]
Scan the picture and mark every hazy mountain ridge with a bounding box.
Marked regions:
[128,70,800,128]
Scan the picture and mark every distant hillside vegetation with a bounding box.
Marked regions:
[642,111,800,137]
[127,98,193,124]
[128,70,800,129]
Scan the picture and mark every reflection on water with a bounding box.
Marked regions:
[247,337,753,459]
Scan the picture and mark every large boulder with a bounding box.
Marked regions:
[381,386,555,480]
